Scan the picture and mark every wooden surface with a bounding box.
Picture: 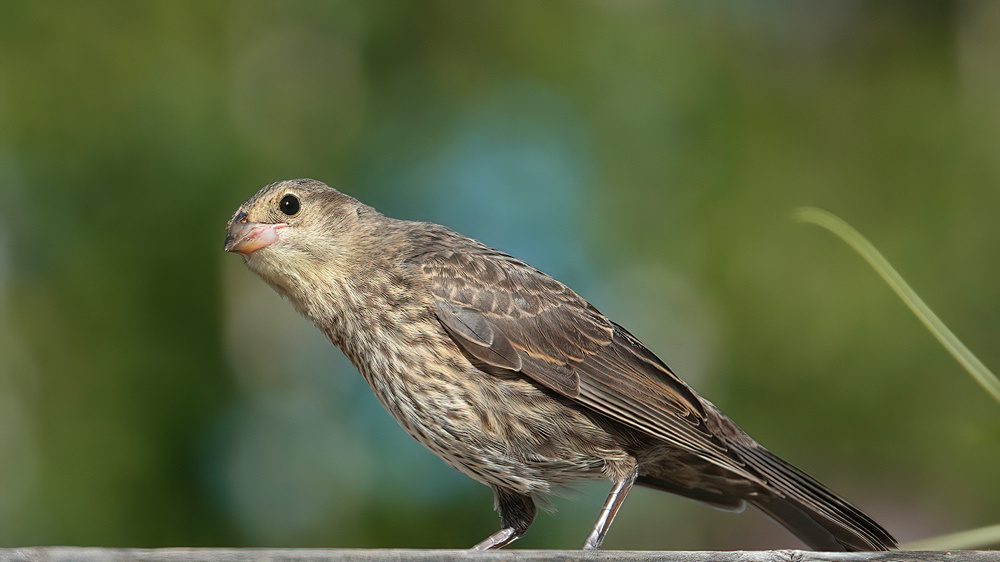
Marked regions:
[0,549,995,562]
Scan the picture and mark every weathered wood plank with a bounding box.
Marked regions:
[0,549,995,562]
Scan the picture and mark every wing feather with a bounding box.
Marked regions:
[418,243,748,474]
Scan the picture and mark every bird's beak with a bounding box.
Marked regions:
[224,220,288,255]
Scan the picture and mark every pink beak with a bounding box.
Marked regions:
[224,219,288,255]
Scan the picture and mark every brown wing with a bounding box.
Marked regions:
[418,245,753,476]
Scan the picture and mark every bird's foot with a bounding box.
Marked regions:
[473,527,518,550]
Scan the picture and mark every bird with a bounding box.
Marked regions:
[224,178,896,551]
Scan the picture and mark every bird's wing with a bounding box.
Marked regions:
[420,247,751,474]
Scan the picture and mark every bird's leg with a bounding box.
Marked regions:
[583,466,638,550]
[473,487,536,550]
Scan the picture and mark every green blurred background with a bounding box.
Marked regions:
[1,0,998,550]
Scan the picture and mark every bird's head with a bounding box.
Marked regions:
[225,179,372,296]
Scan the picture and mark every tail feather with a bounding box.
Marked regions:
[736,444,896,551]
[637,475,748,512]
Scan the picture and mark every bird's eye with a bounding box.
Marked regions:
[279,194,300,216]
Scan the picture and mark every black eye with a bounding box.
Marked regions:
[279,194,300,216]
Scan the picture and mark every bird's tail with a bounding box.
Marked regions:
[736,444,897,551]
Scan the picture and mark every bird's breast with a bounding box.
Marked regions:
[331,312,627,494]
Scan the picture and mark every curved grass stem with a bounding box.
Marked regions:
[793,207,1000,404]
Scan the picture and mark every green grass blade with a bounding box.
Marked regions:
[793,207,1000,404]
[903,522,1000,550]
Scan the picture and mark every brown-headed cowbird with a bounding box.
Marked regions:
[224,179,896,551]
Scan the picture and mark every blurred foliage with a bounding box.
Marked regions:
[1,0,999,550]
